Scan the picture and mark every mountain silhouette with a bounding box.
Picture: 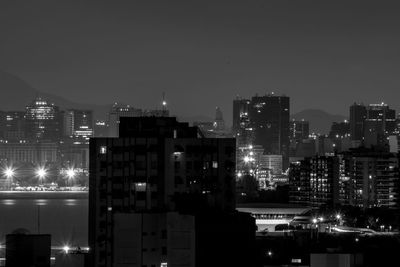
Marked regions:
[291,109,347,134]
[0,70,109,118]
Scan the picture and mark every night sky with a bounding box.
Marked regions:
[1,0,400,120]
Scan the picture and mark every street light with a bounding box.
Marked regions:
[3,167,15,179]
[66,168,76,179]
[63,245,70,254]
[36,167,48,184]
[66,168,76,187]
[2,166,15,190]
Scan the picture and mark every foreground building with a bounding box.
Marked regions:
[89,117,256,267]
[6,232,51,267]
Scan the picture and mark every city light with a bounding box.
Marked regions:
[63,245,70,253]
[35,167,48,181]
[66,168,76,179]
[336,214,342,220]
[2,167,15,179]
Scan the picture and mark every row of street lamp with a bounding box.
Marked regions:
[1,166,77,182]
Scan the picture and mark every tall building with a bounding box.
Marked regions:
[364,103,396,147]
[232,97,253,146]
[94,120,108,137]
[107,103,170,137]
[25,97,62,141]
[289,160,311,206]
[107,103,142,137]
[0,111,26,140]
[89,117,255,267]
[339,148,399,208]
[289,148,400,209]
[213,106,225,132]
[290,119,310,143]
[63,109,93,139]
[249,94,290,169]
[350,103,366,142]
[329,121,350,139]
[289,156,340,208]
[350,102,396,147]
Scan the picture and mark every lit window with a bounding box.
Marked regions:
[100,146,107,154]
[212,161,218,168]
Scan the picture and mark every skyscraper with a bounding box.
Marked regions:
[249,94,290,169]
[233,98,253,147]
[107,103,142,137]
[0,111,26,140]
[350,102,396,147]
[25,97,63,141]
[213,106,225,132]
[364,103,396,147]
[63,109,94,139]
[350,103,366,143]
[289,119,310,143]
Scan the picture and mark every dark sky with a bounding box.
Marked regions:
[1,0,400,121]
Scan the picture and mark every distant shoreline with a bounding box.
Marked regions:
[0,191,88,199]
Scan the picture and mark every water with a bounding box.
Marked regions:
[0,192,88,247]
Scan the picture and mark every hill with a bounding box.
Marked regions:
[291,109,347,134]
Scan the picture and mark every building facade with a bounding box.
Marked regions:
[89,117,255,267]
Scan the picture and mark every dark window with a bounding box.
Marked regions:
[161,229,167,239]
[174,161,181,170]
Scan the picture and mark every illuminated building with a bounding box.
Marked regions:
[289,156,340,208]
[289,160,311,206]
[89,117,255,267]
[290,148,399,209]
[0,140,58,164]
[329,121,350,139]
[232,97,253,146]
[350,102,396,147]
[94,120,108,137]
[213,106,225,132]
[249,93,290,169]
[0,111,26,140]
[289,119,309,143]
[63,109,93,139]
[364,103,396,147]
[339,148,399,208]
[25,97,62,141]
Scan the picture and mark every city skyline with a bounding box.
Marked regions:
[1,1,400,122]
[1,1,400,266]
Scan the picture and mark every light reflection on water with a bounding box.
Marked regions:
[0,192,88,247]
